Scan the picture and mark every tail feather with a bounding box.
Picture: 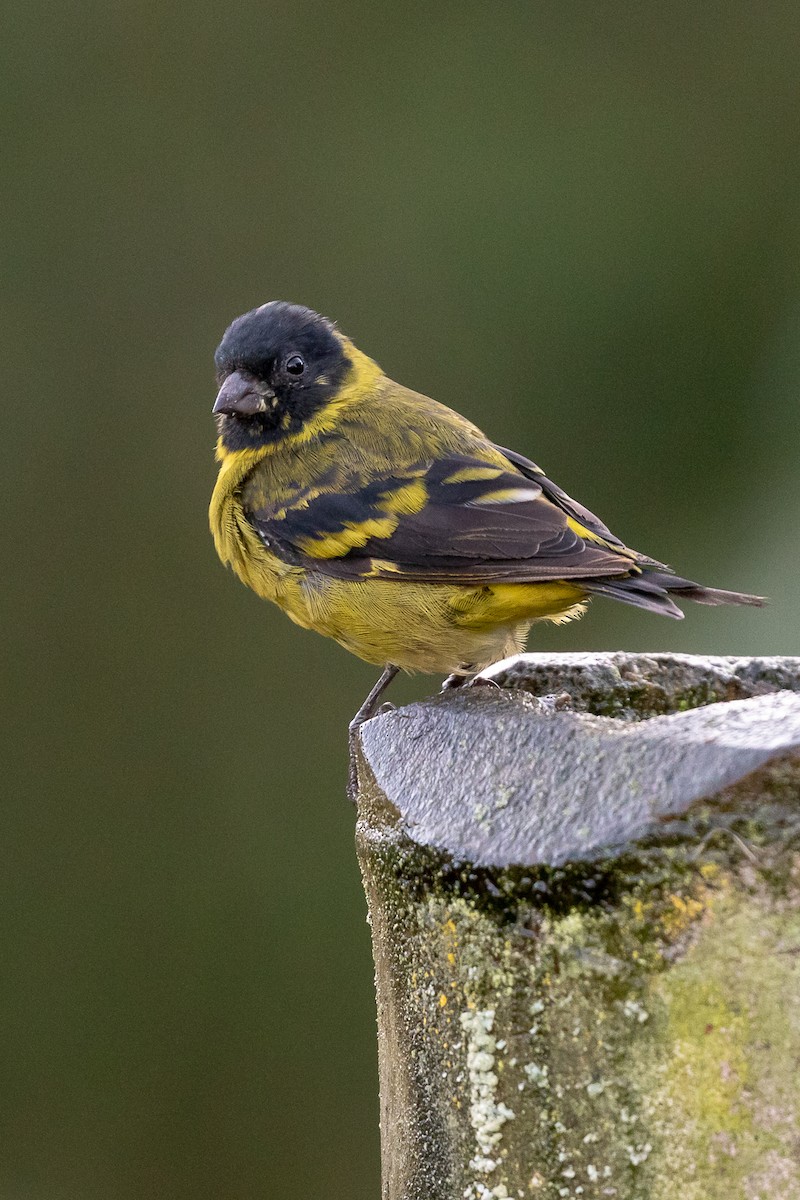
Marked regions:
[587,576,685,619]
[587,571,766,619]
[645,572,767,609]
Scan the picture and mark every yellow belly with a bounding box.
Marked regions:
[291,574,586,673]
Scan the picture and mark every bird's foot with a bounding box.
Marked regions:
[441,671,501,693]
[467,675,502,691]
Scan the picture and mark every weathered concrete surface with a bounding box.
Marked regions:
[354,653,800,1200]
[482,651,800,721]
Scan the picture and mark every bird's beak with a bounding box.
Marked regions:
[213,371,274,417]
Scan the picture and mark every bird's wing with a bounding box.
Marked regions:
[246,453,640,584]
[495,444,671,569]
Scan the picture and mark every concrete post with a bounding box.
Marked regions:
[353,653,800,1200]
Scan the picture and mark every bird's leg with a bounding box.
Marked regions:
[347,664,400,802]
[350,664,401,728]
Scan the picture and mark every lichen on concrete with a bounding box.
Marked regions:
[459,1007,515,1196]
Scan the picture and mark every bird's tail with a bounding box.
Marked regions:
[587,571,766,621]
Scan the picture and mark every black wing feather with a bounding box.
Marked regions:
[495,444,627,549]
[494,444,673,569]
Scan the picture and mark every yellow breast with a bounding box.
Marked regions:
[209,446,312,626]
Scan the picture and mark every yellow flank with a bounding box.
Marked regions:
[446,581,587,629]
[442,465,504,484]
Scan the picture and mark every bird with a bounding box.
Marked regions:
[209,301,764,736]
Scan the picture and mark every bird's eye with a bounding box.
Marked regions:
[285,354,305,376]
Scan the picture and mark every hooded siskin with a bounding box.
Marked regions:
[209,301,764,708]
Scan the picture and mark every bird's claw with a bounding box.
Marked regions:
[442,672,501,693]
[466,675,501,691]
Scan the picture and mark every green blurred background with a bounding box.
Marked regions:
[3,1,799,1196]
